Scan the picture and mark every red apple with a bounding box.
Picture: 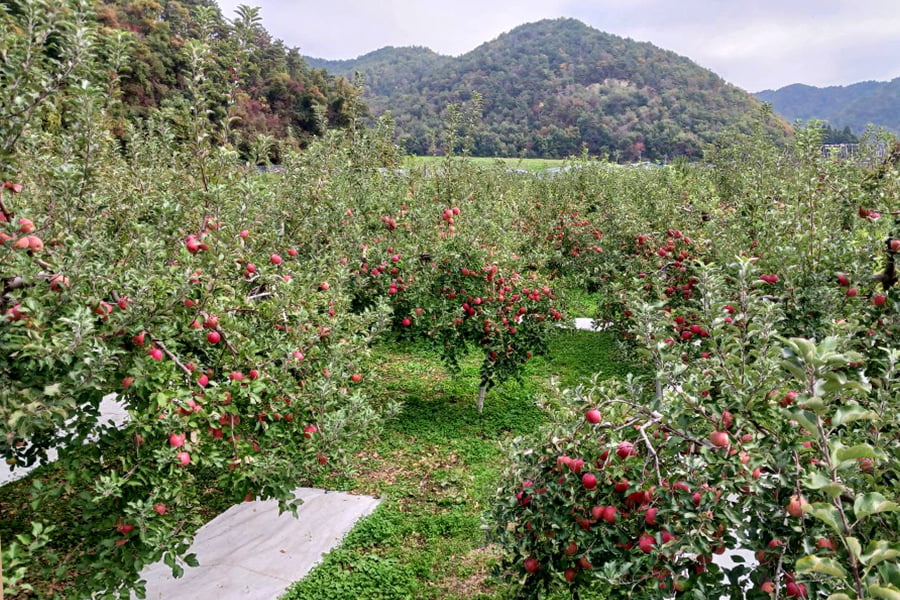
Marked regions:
[786,494,808,518]
[207,331,221,344]
[815,537,836,550]
[602,506,618,523]
[176,452,191,466]
[49,273,69,292]
[153,503,167,515]
[169,433,186,448]
[585,409,601,424]
[185,236,201,254]
[149,348,163,361]
[785,581,807,598]
[17,217,34,233]
[582,472,597,490]
[116,521,134,535]
[709,431,730,448]
[270,253,283,265]
[524,557,540,574]
[638,533,655,553]
[721,410,733,429]
[616,441,635,460]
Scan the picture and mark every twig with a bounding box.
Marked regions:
[149,336,193,382]
[246,292,272,301]
[215,326,239,356]
[638,420,664,486]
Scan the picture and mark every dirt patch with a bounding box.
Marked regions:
[433,545,501,598]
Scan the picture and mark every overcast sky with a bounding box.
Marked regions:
[214,0,900,92]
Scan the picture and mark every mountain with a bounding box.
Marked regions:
[93,0,358,157]
[755,79,900,135]
[307,18,787,160]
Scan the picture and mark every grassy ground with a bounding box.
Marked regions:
[0,326,629,600]
[281,327,628,600]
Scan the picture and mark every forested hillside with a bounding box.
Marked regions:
[308,18,788,160]
[756,78,900,136]
[2,0,360,165]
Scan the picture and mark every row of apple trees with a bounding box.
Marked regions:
[0,3,567,597]
[488,126,900,599]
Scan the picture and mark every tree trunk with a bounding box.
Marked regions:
[477,384,486,414]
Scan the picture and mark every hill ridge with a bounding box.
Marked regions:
[306,18,787,159]
[754,78,900,134]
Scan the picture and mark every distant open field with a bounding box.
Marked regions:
[404,155,571,172]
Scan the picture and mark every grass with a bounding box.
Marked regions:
[281,328,627,600]
[0,327,628,600]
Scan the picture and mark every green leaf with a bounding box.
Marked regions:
[834,443,882,465]
[862,541,900,567]
[800,396,828,415]
[834,405,880,427]
[869,584,900,600]
[826,594,853,600]
[43,383,62,396]
[879,563,900,589]
[820,372,848,395]
[807,503,843,534]
[184,553,199,567]
[782,359,808,381]
[846,537,863,565]
[855,493,900,521]
[791,337,819,364]
[805,472,846,498]
[790,409,819,434]
[796,555,847,578]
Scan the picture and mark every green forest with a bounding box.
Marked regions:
[307,19,789,160]
[756,79,900,137]
[1,0,363,167]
